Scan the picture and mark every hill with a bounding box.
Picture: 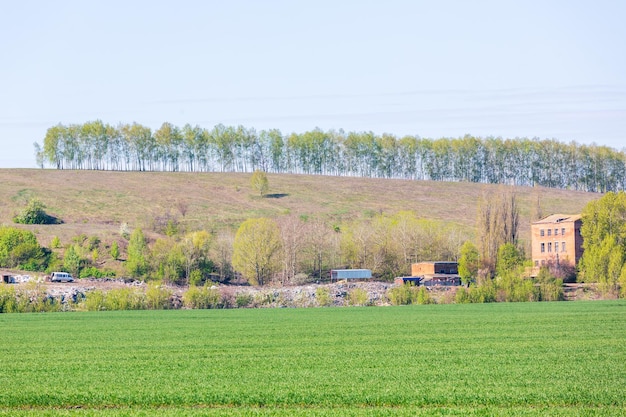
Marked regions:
[0,169,600,249]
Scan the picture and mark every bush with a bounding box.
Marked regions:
[469,281,497,303]
[182,285,222,309]
[455,287,470,304]
[145,282,173,309]
[13,199,59,225]
[315,286,333,307]
[347,287,368,306]
[0,285,18,313]
[82,290,107,311]
[235,292,253,308]
[189,269,204,286]
[415,286,434,305]
[51,236,61,249]
[82,288,146,311]
[388,285,413,305]
[0,227,49,270]
[79,266,116,279]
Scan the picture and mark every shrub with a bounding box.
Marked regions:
[347,287,368,306]
[315,286,333,307]
[13,199,59,225]
[110,241,120,260]
[87,236,101,251]
[189,269,204,286]
[83,290,107,311]
[106,288,145,311]
[235,292,253,308]
[145,282,173,310]
[387,285,413,306]
[0,227,49,270]
[455,287,470,304]
[79,267,116,279]
[51,236,61,249]
[415,286,434,305]
[182,285,222,309]
[0,285,18,313]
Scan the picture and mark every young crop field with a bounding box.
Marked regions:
[0,301,624,416]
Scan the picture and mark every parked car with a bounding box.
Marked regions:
[50,272,74,282]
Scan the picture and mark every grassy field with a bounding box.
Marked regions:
[0,169,599,246]
[1,301,624,416]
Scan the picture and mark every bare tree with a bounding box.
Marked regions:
[477,187,520,275]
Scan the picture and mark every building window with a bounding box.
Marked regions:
[541,260,545,265]
[561,228,565,235]
[555,242,559,252]
[540,229,544,237]
[535,260,538,266]
[547,229,552,236]
[541,243,545,253]
[554,228,559,236]
[548,242,552,252]
[562,241,566,252]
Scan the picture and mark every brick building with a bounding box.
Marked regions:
[531,214,583,270]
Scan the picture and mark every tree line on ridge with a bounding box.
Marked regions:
[36,121,626,192]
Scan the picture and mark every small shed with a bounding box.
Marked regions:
[330,269,372,282]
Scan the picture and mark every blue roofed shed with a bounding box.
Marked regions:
[330,269,372,281]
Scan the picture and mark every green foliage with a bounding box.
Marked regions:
[579,191,626,295]
[250,170,269,197]
[40,120,626,193]
[0,284,18,313]
[150,237,185,283]
[87,236,101,251]
[346,287,368,306]
[497,271,539,302]
[78,266,115,279]
[63,244,83,277]
[11,282,61,313]
[82,288,146,311]
[315,286,332,307]
[188,269,204,286]
[50,236,61,249]
[235,292,253,308]
[535,267,564,301]
[496,243,524,277]
[468,281,497,303]
[232,218,282,285]
[0,226,49,270]
[126,228,148,278]
[388,284,434,305]
[145,282,173,310]
[13,198,58,224]
[455,286,470,304]
[341,212,466,279]
[387,284,414,305]
[110,241,120,260]
[182,285,223,309]
[415,286,434,305]
[458,241,480,286]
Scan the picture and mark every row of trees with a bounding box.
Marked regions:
[579,191,626,296]
[118,211,466,286]
[37,121,626,192]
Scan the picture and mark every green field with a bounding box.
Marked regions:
[1,302,625,416]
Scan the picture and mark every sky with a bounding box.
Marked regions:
[1,0,625,168]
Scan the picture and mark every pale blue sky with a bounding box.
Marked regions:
[1,0,625,168]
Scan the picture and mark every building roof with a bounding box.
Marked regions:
[532,214,581,225]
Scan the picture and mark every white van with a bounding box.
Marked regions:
[50,272,74,282]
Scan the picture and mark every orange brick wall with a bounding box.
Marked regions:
[531,219,583,268]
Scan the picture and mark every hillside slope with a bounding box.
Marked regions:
[0,169,600,248]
